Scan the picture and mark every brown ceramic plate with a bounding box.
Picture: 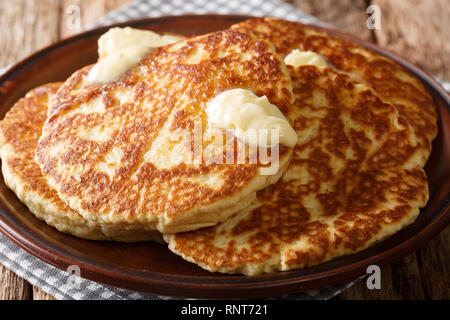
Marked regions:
[0,15,449,299]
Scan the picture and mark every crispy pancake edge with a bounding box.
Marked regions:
[0,83,163,242]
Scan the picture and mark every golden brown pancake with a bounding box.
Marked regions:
[165,65,429,275]
[36,30,295,234]
[231,17,438,167]
[0,83,162,242]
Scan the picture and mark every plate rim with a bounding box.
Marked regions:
[0,14,449,298]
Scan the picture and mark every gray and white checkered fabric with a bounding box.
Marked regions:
[0,0,448,300]
[0,233,362,300]
[94,0,329,28]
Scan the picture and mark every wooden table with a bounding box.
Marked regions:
[0,0,448,300]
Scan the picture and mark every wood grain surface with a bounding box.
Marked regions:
[0,0,448,300]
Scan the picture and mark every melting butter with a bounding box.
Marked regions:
[284,49,328,68]
[206,89,297,148]
[88,27,184,83]
[97,27,183,58]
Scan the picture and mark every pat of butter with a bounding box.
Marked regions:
[97,27,183,58]
[206,89,297,148]
[88,27,184,83]
[284,49,328,68]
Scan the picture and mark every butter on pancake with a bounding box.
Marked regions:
[97,27,184,58]
[284,49,329,68]
[37,29,296,234]
[205,88,297,148]
[0,83,162,242]
[232,18,438,168]
[89,27,186,83]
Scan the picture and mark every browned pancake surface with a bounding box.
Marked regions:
[1,83,63,204]
[232,18,438,166]
[0,83,162,242]
[165,66,429,275]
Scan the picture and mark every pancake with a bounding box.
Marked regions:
[0,83,162,242]
[165,65,429,275]
[231,18,438,167]
[36,30,295,234]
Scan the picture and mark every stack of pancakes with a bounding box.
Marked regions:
[0,18,437,275]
